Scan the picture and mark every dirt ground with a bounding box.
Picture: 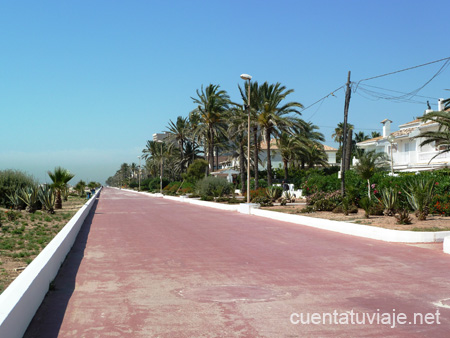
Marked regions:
[262,201,450,231]
[0,195,86,293]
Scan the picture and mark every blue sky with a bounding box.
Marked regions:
[1,0,449,184]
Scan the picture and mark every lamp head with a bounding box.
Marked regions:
[240,74,252,81]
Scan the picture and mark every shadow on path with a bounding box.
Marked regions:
[23,196,100,338]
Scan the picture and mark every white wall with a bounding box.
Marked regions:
[0,189,101,338]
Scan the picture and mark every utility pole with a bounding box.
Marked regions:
[341,71,351,196]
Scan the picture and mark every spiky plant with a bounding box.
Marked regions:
[6,191,23,210]
[18,186,39,213]
[266,186,283,202]
[380,188,398,216]
[403,177,435,221]
[38,185,55,214]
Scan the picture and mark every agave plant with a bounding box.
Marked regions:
[38,185,56,214]
[6,191,23,210]
[266,186,282,202]
[403,177,435,221]
[379,188,398,216]
[18,186,39,213]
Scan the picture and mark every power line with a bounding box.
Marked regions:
[356,56,450,83]
[302,85,345,120]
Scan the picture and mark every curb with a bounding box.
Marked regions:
[0,188,102,338]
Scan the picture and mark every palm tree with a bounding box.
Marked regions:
[371,131,381,138]
[277,132,302,179]
[190,84,230,174]
[354,150,388,199]
[166,116,190,173]
[47,167,75,209]
[415,98,450,162]
[239,81,262,188]
[257,82,303,186]
[228,106,249,192]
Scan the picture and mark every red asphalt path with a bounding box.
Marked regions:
[25,188,450,337]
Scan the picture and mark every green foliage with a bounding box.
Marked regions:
[302,173,340,196]
[148,177,170,191]
[252,196,273,207]
[196,176,232,198]
[266,186,283,202]
[395,209,412,225]
[0,170,37,207]
[403,177,435,220]
[19,186,40,213]
[379,188,398,216]
[38,186,55,214]
[306,190,342,211]
[183,159,208,183]
[74,180,86,197]
[359,197,372,218]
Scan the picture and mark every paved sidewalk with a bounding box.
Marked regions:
[25,188,450,337]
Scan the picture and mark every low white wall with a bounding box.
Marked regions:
[251,208,450,243]
[0,188,101,338]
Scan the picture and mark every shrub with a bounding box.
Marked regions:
[306,190,342,211]
[395,209,412,225]
[196,176,232,198]
[184,159,209,183]
[148,177,170,191]
[0,170,37,207]
[252,196,273,207]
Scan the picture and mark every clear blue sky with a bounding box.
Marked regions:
[1,0,449,184]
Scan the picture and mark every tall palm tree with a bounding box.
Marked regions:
[166,116,190,173]
[332,122,354,148]
[228,106,250,192]
[354,150,388,199]
[239,81,262,188]
[257,82,303,186]
[47,167,75,209]
[190,84,230,174]
[277,132,302,179]
[415,98,450,162]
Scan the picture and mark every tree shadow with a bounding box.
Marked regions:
[23,196,100,338]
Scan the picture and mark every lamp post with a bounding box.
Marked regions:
[157,140,163,194]
[137,155,141,191]
[240,73,252,204]
[387,134,395,176]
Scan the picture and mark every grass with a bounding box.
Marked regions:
[0,195,86,294]
[411,227,450,232]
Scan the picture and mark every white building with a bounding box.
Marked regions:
[259,139,338,170]
[356,99,450,172]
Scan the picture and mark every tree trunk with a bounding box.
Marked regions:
[55,190,62,209]
[345,129,353,171]
[266,129,272,186]
[253,126,259,189]
[367,179,371,199]
[240,143,246,193]
[208,128,214,175]
[284,159,288,180]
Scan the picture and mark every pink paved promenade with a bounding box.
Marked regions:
[25,188,450,337]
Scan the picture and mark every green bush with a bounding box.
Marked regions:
[148,177,170,191]
[183,159,209,183]
[196,176,232,198]
[0,170,37,207]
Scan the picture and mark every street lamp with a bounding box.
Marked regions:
[137,155,141,191]
[240,73,252,204]
[157,140,163,194]
[387,134,395,176]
